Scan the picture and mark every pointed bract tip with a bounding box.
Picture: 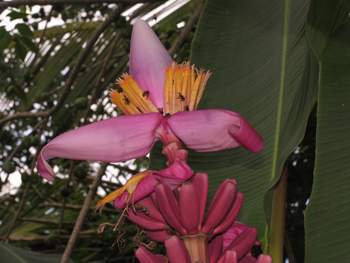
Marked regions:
[230,117,264,153]
[130,17,172,108]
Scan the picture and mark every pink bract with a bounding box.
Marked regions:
[37,110,262,181]
[130,19,173,108]
[113,160,193,208]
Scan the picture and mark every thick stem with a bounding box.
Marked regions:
[267,169,288,263]
[182,234,209,263]
[159,124,188,164]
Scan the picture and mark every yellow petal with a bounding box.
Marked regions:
[96,171,151,209]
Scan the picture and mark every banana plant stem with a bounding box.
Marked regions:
[267,169,288,263]
[182,234,209,263]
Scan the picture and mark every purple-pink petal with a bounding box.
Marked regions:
[167,109,263,153]
[202,180,237,234]
[239,255,257,263]
[114,161,192,209]
[222,222,250,250]
[155,183,187,234]
[165,236,191,263]
[178,182,200,233]
[218,250,237,263]
[208,235,223,263]
[212,193,244,236]
[37,113,162,181]
[192,173,208,226]
[130,19,173,108]
[256,255,272,263]
[146,230,171,242]
[127,209,166,231]
[135,246,166,263]
[224,226,257,259]
[137,197,165,222]
[155,160,193,188]
[114,175,158,209]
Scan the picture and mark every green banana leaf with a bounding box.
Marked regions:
[306,0,350,59]
[0,243,72,263]
[190,0,317,244]
[304,13,350,263]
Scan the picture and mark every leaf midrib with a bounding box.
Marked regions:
[271,0,291,182]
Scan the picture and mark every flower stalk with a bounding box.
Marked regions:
[267,169,287,263]
[182,234,209,263]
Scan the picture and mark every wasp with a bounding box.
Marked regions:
[123,96,130,105]
[177,93,186,102]
[142,91,150,98]
[115,86,124,93]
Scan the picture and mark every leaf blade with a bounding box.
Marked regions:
[305,21,350,263]
[190,0,316,245]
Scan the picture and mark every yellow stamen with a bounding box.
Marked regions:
[111,74,158,115]
[110,90,135,115]
[111,62,210,115]
[164,62,211,114]
[164,64,175,114]
[96,171,150,209]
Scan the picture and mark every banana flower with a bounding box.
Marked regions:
[37,19,263,206]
